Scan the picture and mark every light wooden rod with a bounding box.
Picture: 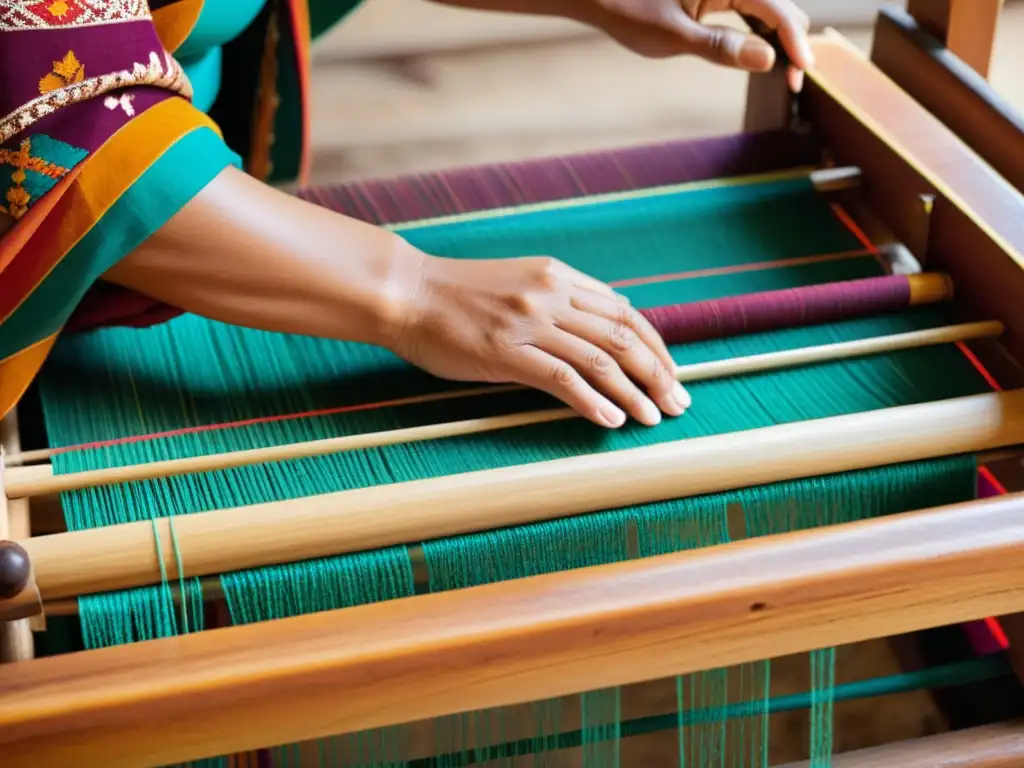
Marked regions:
[4,493,1024,766]
[15,386,1024,602]
[2,320,1001,499]
[779,718,1024,767]
[0,268,947,471]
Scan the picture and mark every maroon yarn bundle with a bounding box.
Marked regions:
[641,274,912,345]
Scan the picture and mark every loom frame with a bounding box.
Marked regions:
[5,3,1024,764]
[5,494,1024,766]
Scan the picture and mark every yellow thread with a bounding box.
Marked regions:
[39,50,84,94]
[1,139,32,219]
[0,150,68,180]
[47,1,71,18]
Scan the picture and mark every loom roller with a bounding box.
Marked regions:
[0,250,1017,614]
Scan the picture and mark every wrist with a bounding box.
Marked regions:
[366,232,431,353]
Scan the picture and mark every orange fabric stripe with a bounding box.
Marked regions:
[152,0,206,53]
[0,97,219,324]
[0,168,81,275]
[288,0,312,186]
[0,333,57,420]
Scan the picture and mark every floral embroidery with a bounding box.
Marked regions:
[0,0,148,30]
[0,139,32,219]
[39,50,85,94]
[1,50,192,143]
[0,134,86,219]
[104,92,135,117]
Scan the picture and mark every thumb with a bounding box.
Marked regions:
[663,14,777,72]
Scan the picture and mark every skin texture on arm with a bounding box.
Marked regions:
[105,166,690,429]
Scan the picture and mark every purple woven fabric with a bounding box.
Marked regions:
[641,273,911,345]
[74,129,822,332]
[299,130,821,224]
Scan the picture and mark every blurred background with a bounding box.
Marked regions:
[305,0,1024,186]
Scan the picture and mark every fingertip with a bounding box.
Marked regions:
[598,402,627,428]
[788,66,805,93]
[739,37,776,72]
[674,382,692,411]
[637,398,662,427]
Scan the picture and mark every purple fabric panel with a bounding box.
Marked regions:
[641,274,911,345]
[1,86,171,154]
[298,130,822,225]
[0,20,169,128]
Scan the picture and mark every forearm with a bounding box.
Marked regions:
[103,166,421,348]
[426,0,585,23]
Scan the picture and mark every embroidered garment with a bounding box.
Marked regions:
[0,0,363,416]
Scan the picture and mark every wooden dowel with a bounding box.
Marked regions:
[5,493,1024,766]
[0,270,952,470]
[3,320,1003,499]
[16,386,1024,602]
[37,444,1024,617]
[778,719,1024,767]
[0,411,34,661]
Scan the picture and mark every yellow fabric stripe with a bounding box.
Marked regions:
[0,97,221,324]
[0,333,57,420]
[0,98,223,418]
[153,0,206,53]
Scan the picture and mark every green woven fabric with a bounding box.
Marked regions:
[38,176,992,766]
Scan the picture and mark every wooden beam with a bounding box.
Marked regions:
[3,494,1024,766]
[14,389,1024,603]
[805,27,1024,696]
[0,411,32,663]
[780,719,1024,767]
[871,6,1024,193]
[907,0,1004,78]
[803,31,1024,388]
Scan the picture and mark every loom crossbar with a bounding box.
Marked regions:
[778,719,1024,767]
[16,388,1024,604]
[3,493,1024,766]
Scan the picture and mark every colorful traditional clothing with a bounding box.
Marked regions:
[0,0,362,417]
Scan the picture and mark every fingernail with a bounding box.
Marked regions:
[660,395,684,418]
[790,68,805,93]
[638,398,662,427]
[599,404,626,428]
[740,39,774,71]
[673,382,692,411]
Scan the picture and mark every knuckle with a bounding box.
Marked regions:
[586,350,615,377]
[502,292,539,318]
[605,321,635,353]
[533,257,562,290]
[649,356,668,384]
[614,302,635,328]
[551,363,577,389]
[707,28,730,58]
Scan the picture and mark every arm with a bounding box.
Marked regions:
[105,166,414,349]
[106,167,690,429]
[427,0,813,89]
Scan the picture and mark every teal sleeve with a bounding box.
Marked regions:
[0,127,240,361]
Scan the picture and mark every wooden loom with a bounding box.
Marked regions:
[4,1,1024,765]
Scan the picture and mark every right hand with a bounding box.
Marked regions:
[389,252,691,429]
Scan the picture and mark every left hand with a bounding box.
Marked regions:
[577,0,814,92]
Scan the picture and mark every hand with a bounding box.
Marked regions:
[390,253,691,429]
[580,0,814,92]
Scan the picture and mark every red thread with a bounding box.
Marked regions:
[45,247,880,455]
